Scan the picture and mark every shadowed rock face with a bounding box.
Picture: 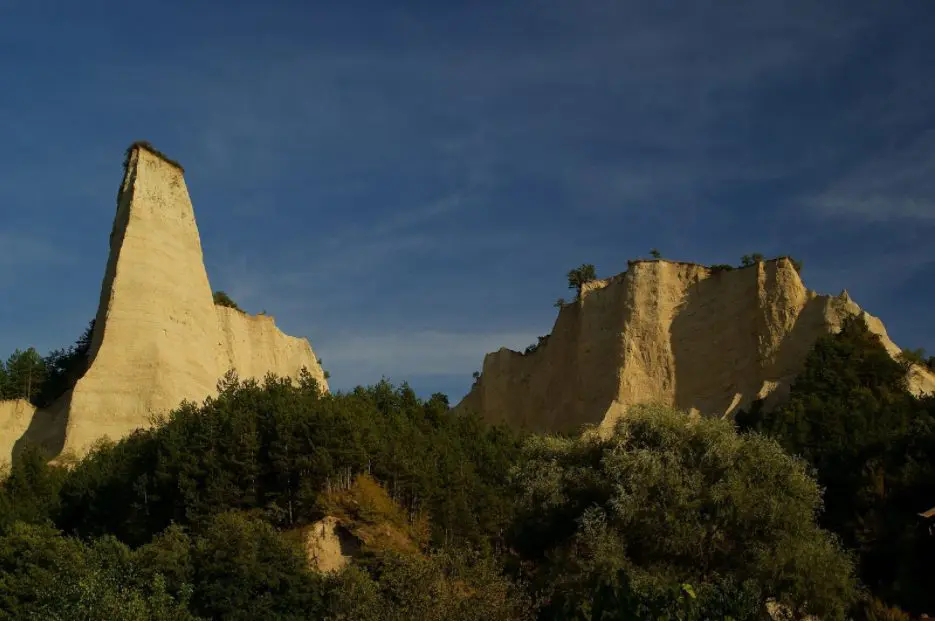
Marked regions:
[456,259,935,434]
[0,144,328,463]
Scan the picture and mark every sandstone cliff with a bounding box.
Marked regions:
[1,143,327,463]
[456,258,935,433]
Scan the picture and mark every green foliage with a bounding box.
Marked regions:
[709,264,734,274]
[189,512,324,619]
[898,347,935,370]
[524,336,549,356]
[54,377,521,550]
[736,254,802,273]
[854,597,911,621]
[326,549,534,621]
[8,320,925,618]
[0,320,94,407]
[736,315,935,614]
[0,349,46,402]
[649,249,662,259]
[34,319,94,407]
[509,404,857,620]
[0,442,65,532]
[554,298,567,308]
[567,264,597,298]
[0,522,200,620]
[212,290,244,312]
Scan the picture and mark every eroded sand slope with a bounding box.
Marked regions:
[2,144,327,463]
[456,258,935,433]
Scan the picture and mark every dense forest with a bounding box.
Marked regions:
[0,314,933,619]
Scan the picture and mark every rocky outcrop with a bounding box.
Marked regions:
[1,143,327,463]
[456,258,935,433]
[300,516,358,573]
[0,400,36,459]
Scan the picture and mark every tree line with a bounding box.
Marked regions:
[0,368,879,619]
[1,289,933,618]
[0,320,94,406]
[737,315,935,617]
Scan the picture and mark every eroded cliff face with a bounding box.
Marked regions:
[456,258,935,433]
[2,144,327,463]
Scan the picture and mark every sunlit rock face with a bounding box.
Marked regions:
[457,258,934,433]
[1,143,327,463]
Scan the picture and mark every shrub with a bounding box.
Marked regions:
[898,348,928,368]
[509,404,857,620]
[567,264,597,298]
[212,290,244,312]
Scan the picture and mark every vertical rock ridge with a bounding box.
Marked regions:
[2,143,328,463]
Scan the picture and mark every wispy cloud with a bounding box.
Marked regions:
[3,0,935,398]
[313,329,539,386]
[0,231,72,270]
[808,130,935,221]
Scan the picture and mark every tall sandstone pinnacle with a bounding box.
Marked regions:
[456,258,935,433]
[1,143,328,463]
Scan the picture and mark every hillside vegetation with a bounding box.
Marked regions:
[0,316,933,618]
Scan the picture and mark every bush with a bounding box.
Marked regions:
[898,347,930,369]
[567,264,597,298]
[326,549,534,621]
[509,404,857,620]
[212,290,244,312]
[0,522,199,620]
[736,315,935,614]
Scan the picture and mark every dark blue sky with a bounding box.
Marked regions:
[1,1,933,401]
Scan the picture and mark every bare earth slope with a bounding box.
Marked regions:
[456,258,935,433]
[1,144,327,463]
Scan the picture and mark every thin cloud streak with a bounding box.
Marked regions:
[809,131,935,221]
[314,329,540,385]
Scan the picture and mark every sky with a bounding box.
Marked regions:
[0,1,933,403]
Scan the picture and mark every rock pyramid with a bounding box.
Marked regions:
[0,142,327,463]
[456,258,935,433]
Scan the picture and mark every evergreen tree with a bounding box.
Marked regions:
[567,264,597,299]
[736,315,935,614]
[3,348,46,402]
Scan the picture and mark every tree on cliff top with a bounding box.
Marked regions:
[567,264,597,299]
[0,349,47,402]
[212,291,244,313]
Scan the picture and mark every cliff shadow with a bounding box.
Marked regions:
[756,295,835,403]
[669,271,767,417]
[12,391,71,462]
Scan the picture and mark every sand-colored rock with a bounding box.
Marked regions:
[2,143,327,463]
[456,258,935,433]
[0,400,37,466]
[300,516,358,574]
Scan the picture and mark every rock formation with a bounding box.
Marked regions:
[1,142,327,464]
[456,258,935,433]
[300,516,358,573]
